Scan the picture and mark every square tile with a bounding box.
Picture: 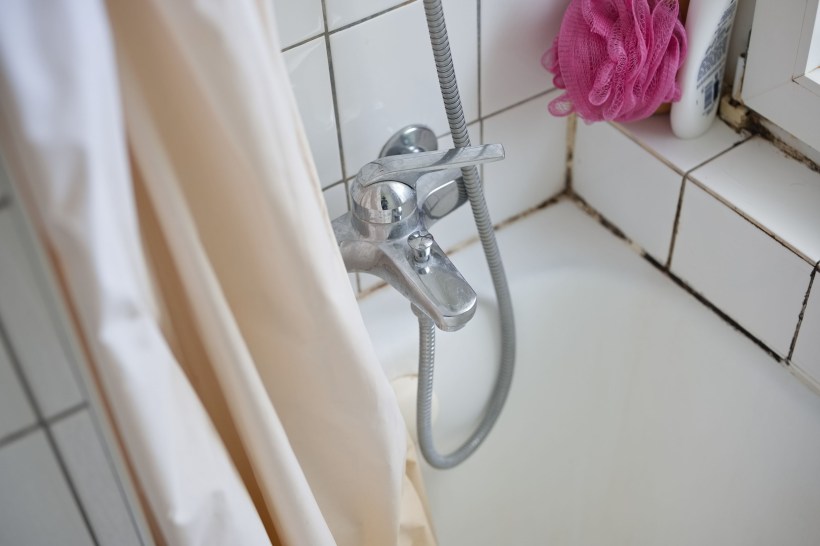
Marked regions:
[671,182,812,357]
[481,0,568,114]
[284,38,343,187]
[689,137,820,264]
[272,0,324,49]
[325,0,404,31]
[0,337,36,441]
[51,410,142,546]
[481,93,567,225]
[0,430,95,546]
[331,0,478,176]
[792,270,820,381]
[574,121,681,262]
[614,117,747,174]
[0,208,85,418]
[322,181,349,220]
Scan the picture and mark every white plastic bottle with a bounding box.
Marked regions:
[671,0,738,139]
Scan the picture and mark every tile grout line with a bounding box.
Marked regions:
[609,122,686,176]
[323,178,346,191]
[787,263,818,362]
[0,422,40,451]
[653,256,785,364]
[663,146,740,270]
[284,0,418,53]
[569,192,633,245]
[481,88,555,122]
[610,121,754,177]
[564,114,577,193]
[591,127,795,269]
[687,175,818,267]
[328,0,417,36]
[319,0,350,208]
[281,32,325,53]
[567,193,785,366]
[0,320,100,546]
[3,163,149,544]
[664,173,687,269]
[45,401,88,426]
[436,118,482,140]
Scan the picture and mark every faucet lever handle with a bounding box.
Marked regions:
[356,143,504,187]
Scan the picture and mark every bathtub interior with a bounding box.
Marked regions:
[358,200,820,546]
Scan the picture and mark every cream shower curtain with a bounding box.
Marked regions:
[0,1,435,545]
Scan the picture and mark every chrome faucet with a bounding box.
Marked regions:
[331,126,504,331]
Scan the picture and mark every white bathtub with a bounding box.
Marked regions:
[359,201,820,546]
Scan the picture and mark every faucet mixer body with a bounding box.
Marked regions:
[331,129,504,331]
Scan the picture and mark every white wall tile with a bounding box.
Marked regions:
[0,209,84,418]
[325,0,404,31]
[672,182,812,356]
[481,93,566,225]
[322,181,349,220]
[615,117,746,174]
[331,0,478,176]
[793,272,820,380]
[284,38,343,187]
[689,137,820,263]
[0,337,36,441]
[574,122,681,262]
[481,0,569,114]
[51,410,142,546]
[272,0,324,49]
[0,430,95,546]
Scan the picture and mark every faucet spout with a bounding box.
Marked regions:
[333,215,476,331]
[378,234,476,331]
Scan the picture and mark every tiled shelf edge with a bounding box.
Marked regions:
[572,118,820,396]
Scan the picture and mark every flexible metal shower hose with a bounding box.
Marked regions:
[416,0,517,469]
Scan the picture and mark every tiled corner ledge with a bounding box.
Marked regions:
[573,116,820,394]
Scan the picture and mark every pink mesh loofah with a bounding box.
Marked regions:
[543,0,687,122]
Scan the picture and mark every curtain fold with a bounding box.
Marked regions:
[0,2,273,545]
[0,0,437,545]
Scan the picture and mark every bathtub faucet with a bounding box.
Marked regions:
[331,139,505,331]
